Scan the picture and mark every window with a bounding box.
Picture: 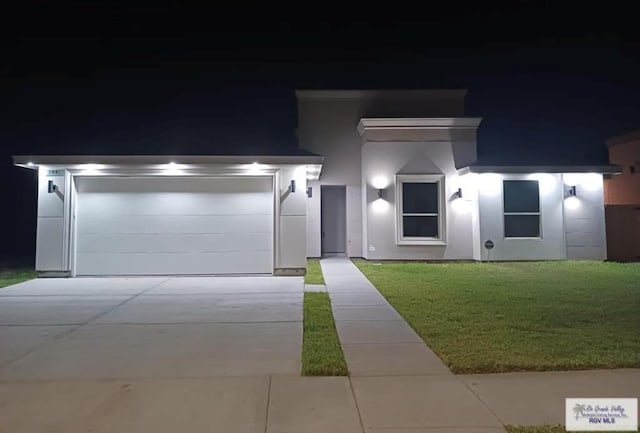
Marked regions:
[396,175,444,244]
[503,180,540,238]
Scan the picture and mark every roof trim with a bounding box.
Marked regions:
[295,89,468,100]
[357,117,482,135]
[607,129,640,147]
[13,154,324,169]
[457,164,623,175]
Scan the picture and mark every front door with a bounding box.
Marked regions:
[321,185,346,255]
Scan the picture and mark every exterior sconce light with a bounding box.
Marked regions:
[47,180,59,193]
[377,188,384,199]
[454,188,463,199]
[290,179,296,193]
[567,185,577,197]
[306,186,312,198]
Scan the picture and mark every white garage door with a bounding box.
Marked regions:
[75,176,273,276]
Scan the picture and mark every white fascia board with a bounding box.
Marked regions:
[457,164,623,175]
[295,89,468,100]
[13,154,324,170]
[357,118,483,135]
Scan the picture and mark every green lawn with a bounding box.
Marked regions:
[0,269,36,288]
[305,259,325,285]
[354,260,640,374]
[301,292,348,376]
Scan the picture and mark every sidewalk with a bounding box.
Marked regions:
[321,257,506,432]
[460,368,640,425]
[320,257,640,431]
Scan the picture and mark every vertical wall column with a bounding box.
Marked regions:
[563,173,607,260]
[305,179,321,257]
[35,167,69,274]
[277,166,308,271]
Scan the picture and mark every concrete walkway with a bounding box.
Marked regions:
[320,258,640,430]
[321,257,507,432]
[460,369,640,426]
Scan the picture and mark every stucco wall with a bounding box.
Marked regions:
[277,165,307,269]
[605,133,640,205]
[296,90,469,258]
[361,140,477,260]
[34,164,308,275]
[297,98,365,257]
[477,173,567,261]
[563,173,607,260]
[35,167,70,272]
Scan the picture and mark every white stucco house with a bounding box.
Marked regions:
[14,89,619,277]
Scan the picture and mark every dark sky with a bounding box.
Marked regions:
[1,1,639,262]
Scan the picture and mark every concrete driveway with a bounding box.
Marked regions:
[0,277,319,433]
[0,276,303,379]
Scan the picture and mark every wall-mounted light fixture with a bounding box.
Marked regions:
[47,180,59,193]
[453,188,463,199]
[567,185,577,197]
[306,186,312,198]
[377,188,384,199]
[290,179,296,193]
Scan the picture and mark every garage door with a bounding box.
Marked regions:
[75,176,273,276]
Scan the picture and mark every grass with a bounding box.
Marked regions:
[0,269,36,288]
[505,426,621,433]
[305,259,325,285]
[353,260,640,374]
[301,292,348,376]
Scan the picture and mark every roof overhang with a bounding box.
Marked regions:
[607,129,640,147]
[457,164,623,175]
[13,155,324,180]
[295,89,468,100]
[357,117,482,135]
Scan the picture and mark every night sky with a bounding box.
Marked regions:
[1,1,639,263]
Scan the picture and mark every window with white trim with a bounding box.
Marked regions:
[396,175,445,244]
[503,180,541,238]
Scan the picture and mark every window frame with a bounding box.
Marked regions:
[502,179,542,239]
[395,174,446,245]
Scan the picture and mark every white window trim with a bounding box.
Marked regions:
[502,179,542,239]
[395,174,446,245]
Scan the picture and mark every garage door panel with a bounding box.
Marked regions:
[76,251,273,275]
[75,177,274,276]
[77,232,272,254]
[77,214,272,235]
[78,192,273,216]
[76,177,272,194]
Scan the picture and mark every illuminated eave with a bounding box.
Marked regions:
[457,165,622,175]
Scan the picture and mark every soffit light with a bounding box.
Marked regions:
[79,163,106,175]
[163,162,185,175]
[81,163,104,170]
[306,165,322,180]
[247,162,267,175]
